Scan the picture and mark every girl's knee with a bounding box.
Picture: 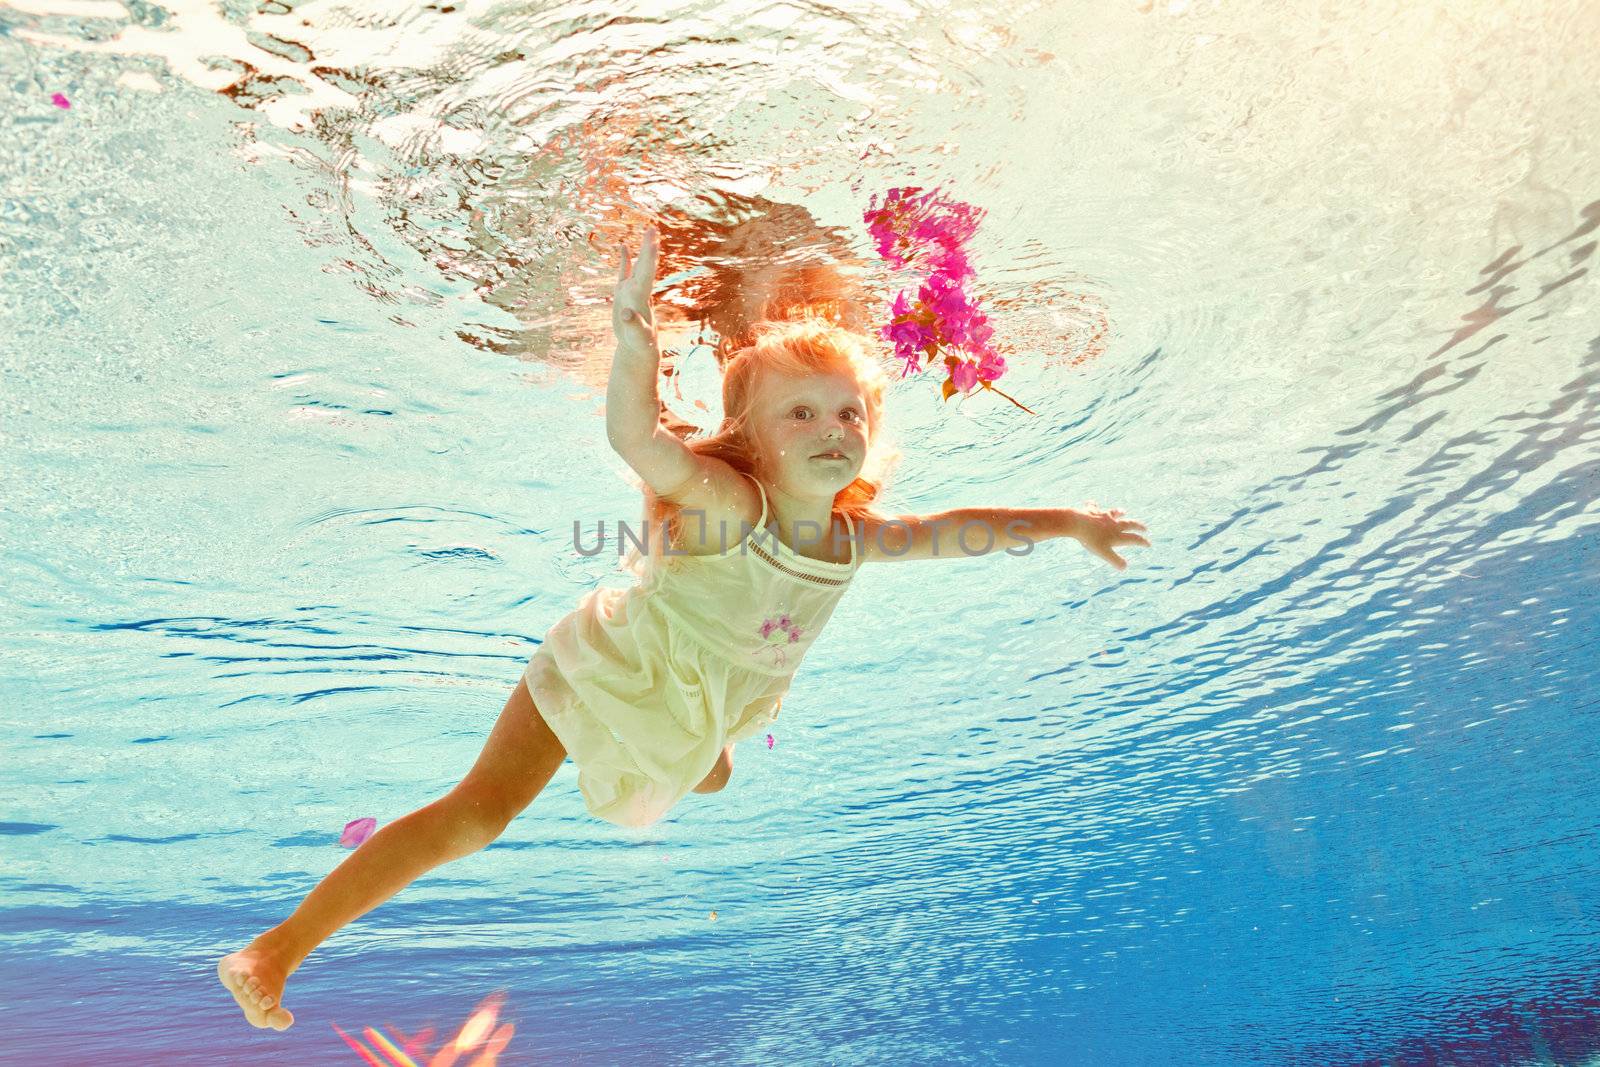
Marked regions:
[440,786,522,843]
[692,745,734,794]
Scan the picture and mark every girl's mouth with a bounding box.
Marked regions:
[813,452,847,461]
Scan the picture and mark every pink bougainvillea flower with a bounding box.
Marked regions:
[969,315,996,351]
[788,630,800,643]
[951,360,978,393]
[759,619,776,639]
[51,93,70,109]
[864,185,1035,414]
[918,273,969,321]
[339,817,376,848]
[886,316,936,370]
[766,734,775,749]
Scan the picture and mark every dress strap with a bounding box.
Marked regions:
[740,471,768,531]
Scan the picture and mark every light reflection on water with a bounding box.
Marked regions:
[2,0,1598,1063]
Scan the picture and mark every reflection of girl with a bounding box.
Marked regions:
[650,196,878,438]
[688,198,877,356]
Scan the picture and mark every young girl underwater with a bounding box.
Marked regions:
[218,224,1150,1030]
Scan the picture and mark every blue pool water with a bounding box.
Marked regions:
[3,1,1598,1064]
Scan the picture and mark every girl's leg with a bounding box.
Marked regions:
[694,696,780,794]
[217,677,567,1030]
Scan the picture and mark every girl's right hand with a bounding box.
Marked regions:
[613,227,661,356]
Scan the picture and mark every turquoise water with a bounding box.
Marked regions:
[3,1,1599,1063]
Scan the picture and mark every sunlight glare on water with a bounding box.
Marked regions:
[2,0,1598,1063]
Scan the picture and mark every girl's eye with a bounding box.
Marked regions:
[790,405,863,422]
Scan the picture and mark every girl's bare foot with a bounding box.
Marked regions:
[217,943,295,1030]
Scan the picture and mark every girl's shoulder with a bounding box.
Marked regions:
[668,466,762,556]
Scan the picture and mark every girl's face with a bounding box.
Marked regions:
[751,367,870,497]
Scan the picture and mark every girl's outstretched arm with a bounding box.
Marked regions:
[858,505,1149,569]
[605,229,748,519]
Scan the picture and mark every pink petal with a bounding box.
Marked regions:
[766,734,775,749]
[51,93,71,110]
[977,353,1007,381]
[339,816,377,847]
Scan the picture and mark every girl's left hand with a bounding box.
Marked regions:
[1072,503,1150,571]
[613,227,662,355]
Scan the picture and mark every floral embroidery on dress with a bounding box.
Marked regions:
[757,613,803,668]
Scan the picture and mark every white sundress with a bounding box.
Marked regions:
[522,472,861,828]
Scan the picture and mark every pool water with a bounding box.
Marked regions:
[3,1,1598,1063]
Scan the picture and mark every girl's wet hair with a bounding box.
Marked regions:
[625,313,901,574]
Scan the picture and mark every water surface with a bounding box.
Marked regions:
[3,1,1598,1063]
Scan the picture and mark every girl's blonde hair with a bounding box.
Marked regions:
[625,313,901,575]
